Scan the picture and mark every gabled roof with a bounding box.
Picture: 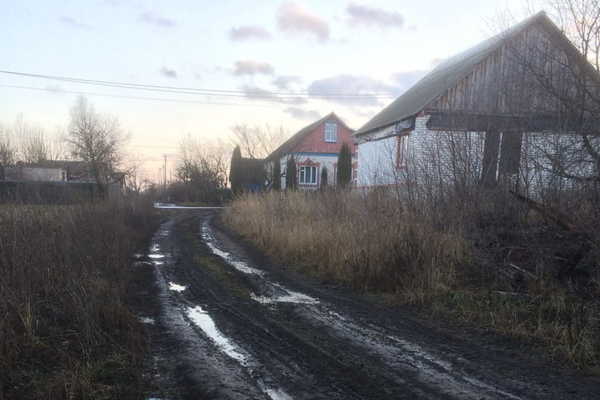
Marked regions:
[266,112,353,161]
[355,11,574,136]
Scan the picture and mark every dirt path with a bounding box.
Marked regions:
[134,210,600,400]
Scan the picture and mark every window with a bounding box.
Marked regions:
[324,122,337,143]
[397,134,409,168]
[299,166,317,185]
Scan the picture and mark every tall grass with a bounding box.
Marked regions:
[224,190,600,369]
[224,190,469,301]
[0,198,158,399]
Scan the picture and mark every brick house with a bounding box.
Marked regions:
[355,12,600,188]
[266,113,356,190]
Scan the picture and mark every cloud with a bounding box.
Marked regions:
[307,74,395,106]
[277,2,329,42]
[229,25,272,41]
[233,60,274,76]
[272,75,302,90]
[59,16,91,30]
[241,86,307,105]
[160,67,177,78]
[240,86,279,102]
[346,3,404,29]
[139,11,176,28]
[44,85,63,94]
[284,107,321,120]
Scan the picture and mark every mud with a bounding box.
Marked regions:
[132,210,600,399]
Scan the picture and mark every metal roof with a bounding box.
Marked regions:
[355,11,552,136]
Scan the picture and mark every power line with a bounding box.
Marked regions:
[0,84,275,107]
[0,69,397,99]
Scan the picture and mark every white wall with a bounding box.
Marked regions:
[279,153,352,190]
[22,167,65,182]
[357,135,398,187]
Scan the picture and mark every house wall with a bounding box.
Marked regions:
[5,167,66,182]
[357,115,487,187]
[294,120,356,154]
[279,152,357,190]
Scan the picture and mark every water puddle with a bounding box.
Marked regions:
[186,306,248,365]
[149,254,165,259]
[154,202,224,209]
[168,282,186,292]
[201,224,265,276]
[139,316,155,324]
[251,285,318,305]
[257,380,294,400]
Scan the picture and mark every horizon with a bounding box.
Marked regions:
[1,0,531,182]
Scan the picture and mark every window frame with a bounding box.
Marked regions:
[299,165,318,185]
[324,122,338,143]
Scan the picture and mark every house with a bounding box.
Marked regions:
[4,160,98,183]
[0,160,124,203]
[355,12,600,188]
[266,113,356,189]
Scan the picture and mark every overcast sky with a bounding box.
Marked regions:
[1,0,529,180]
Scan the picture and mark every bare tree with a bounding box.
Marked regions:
[230,124,288,159]
[67,96,126,189]
[0,123,16,166]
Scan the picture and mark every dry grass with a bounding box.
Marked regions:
[224,189,600,369]
[224,190,469,301]
[0,198,158,399]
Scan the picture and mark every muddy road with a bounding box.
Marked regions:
[133,210,600,400]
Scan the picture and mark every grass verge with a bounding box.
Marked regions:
[0,198,158,399]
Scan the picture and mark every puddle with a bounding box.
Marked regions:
[186,306,248,365]
[139,316,155,324]
[201,224,265,276]
[251,290,319,305]
[153,260,165,266]
[265,388,294,400]
[168,282,186,292]
[154,202,224,209]
[149,253,165,259]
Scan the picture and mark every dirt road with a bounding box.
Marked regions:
[133,210,600,400]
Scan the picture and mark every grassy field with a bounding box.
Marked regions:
[224,190,600,370]
[0,199,158,399]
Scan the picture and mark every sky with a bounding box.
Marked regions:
[1,0,530,181]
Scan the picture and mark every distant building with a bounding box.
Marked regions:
[355,12,600,188]
[0,160,124,203]
[265,113,356,190]
[3,160,96,183]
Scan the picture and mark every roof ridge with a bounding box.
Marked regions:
[355,11,553,136]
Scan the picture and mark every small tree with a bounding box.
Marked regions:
[230,145,242,194]
[272,160,281,190]
[320,166,328,188]
[337,143,352,188]
[285,156,297,190]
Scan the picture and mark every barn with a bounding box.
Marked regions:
[355,11,600,190]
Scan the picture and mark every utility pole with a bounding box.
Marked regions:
[163,154,167,193]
